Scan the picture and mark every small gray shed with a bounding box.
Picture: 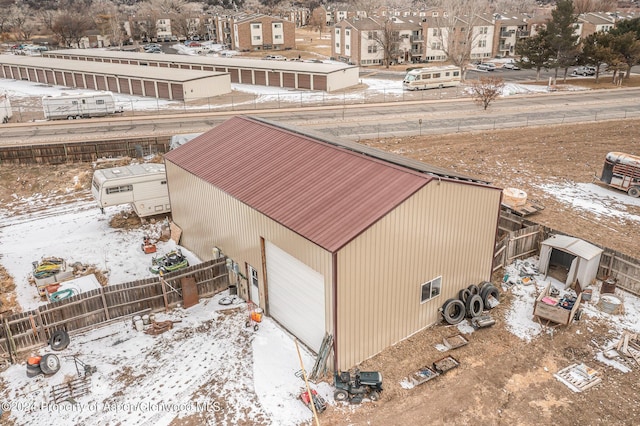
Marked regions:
[538,235,603,289]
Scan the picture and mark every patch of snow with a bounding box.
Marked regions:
[456,321,475,335]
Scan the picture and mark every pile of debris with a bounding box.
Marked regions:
[604,331,640,365]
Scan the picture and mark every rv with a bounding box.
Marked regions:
[402,65,461,90]
[43,91,124,120]
[0,93,11,123]
[91,163,171,217]
[600,152,640,197]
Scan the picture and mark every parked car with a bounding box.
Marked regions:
[502,63,520,70]
[477,63,496,72]
[572,66,596,76]
[263,55,286,61]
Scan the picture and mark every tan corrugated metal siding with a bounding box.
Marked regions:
[165,161,334,340]
[336,180,501,368]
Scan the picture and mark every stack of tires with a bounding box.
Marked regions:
[26,354,61,378]
[441,282,500,325]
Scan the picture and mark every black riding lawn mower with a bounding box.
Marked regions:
[333,369,383,404]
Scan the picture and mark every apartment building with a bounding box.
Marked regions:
[233,14,296,51]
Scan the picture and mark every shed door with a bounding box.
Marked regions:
[265,241,325,352]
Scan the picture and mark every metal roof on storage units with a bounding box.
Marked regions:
[44,49,357,74]
[0,55,225,82]
[165,116,434,253]
[541,235,604,260]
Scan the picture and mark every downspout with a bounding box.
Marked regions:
[332,251,338,372]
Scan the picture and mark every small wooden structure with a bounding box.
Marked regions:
[533,283,582,326]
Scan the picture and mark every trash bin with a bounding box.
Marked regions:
[228,285,237,296]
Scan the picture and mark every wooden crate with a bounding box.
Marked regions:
[533,283,582,326]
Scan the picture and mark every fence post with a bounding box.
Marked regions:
[160,276,169,312]
[100,287,111,320]
[3,318,16,364]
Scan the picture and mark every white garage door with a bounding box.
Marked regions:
[266,241,326,352]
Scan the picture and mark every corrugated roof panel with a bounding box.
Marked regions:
[542,235,604,260]
[165,116,431,252]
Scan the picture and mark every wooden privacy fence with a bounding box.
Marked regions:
[493,210,640,297]
[0,259,229,363]
[0,136,171,164]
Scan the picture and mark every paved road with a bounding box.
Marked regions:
[2,87,640,145]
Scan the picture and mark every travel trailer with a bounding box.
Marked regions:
[91,163,171,217]
[42,91,123,120]
[402,65,461,90]
[599,152,640,197]
[0,93,12,123]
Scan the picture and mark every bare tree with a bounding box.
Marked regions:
[469,76,505,110]
[9,4,36,41]
[431,0,491,81]
[572,0,617,14]
[372,19,401,68]
[309,7,327,36]
[48,3,94,48]
[94,0,125,47]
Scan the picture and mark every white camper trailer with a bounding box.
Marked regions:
[0,93,12,123]
[91,163,171,217]
[43,91,123,120]
[402,65,461,90]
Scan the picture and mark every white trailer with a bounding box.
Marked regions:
[91,163,171,217]
[0,93,12,123]
[43,91,123,120]
[402,65,461,90]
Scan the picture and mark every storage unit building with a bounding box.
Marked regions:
[164,116,503,368]
[43,49,359,92]
[0,56,231,100]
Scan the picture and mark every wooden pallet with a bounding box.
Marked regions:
[554,363,602,392]
[501,201,545,217]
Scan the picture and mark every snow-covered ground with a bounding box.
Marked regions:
[0,199,331,425]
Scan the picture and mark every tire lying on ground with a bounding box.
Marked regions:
[49,330,70,351]
[39,354,61,375]
[442,298,466,325]
[465,294,484,317]
[480,285,500,309]
[467,284,480,295]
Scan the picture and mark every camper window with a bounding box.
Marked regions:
[433,73,441,78]
[72,101,78,105]
[106,185,133,194]
[96,99,105,105]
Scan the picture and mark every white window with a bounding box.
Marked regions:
[252,24,260,29]
[480,26,488,34]
[346,30,350,36]
[274,23,282,28]
[253,36,261,40]
[274,35,282,40]
[368,31,377,40]
[368,45,377,53]
[335,28,340,35]
[336,42,340,48]
[478,40,486,48]
[421,276,442,303]
[345,44,349,50]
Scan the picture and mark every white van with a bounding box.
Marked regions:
[402,65,461,90]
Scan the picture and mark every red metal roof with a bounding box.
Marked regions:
[164,116,432,252]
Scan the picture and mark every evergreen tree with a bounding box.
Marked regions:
[542,0,580,83]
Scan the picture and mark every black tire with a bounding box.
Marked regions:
[334,389,349,402]
[458,289,471,304]
[479,281,493,291]
[40,354,60,375]
[481,285,500,309]
[369,391,380,401]
[26,364,42,378]
[442,299,466,325]
[253,324,259,331]
[245,321,251,328]
[628,187,640,198]
[50,330,70,351]
[465,294,484,317]
[467,284,480,295]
